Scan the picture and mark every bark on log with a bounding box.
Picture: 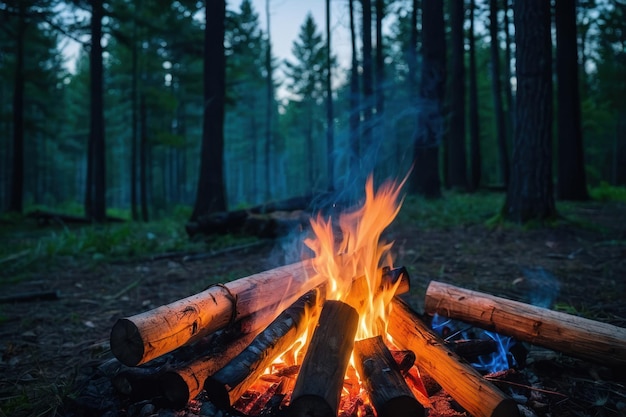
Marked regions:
[158,307,275,408]
[288,300,359,417]
[354,336,425,417]
[203,289,323,409]
[388,297,520,417]
[110,260,322,366]
[424,280,626,367]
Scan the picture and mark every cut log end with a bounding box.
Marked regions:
[202,377,230,410]
[110,318,144,367]
[492,399,520,417]
[160,371,192,409]
[287,394,335,417]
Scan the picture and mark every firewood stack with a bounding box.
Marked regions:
[108,264,626,417]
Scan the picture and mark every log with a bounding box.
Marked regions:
[424,280,626,367]
[390,349,416,373]
[388,297,520,417]
[353,336,425,417]
[110,260,322,366]
[158,307,276,408]
[203,289,323,409]
[288,300,359,417]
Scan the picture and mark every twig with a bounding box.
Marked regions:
[105,279,141,300]
[182,240,267,263]
[484,376,569,398]
[0,249,30,265]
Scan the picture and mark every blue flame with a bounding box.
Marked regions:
[431,313,517,374]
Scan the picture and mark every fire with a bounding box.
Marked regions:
[304,175,406,339]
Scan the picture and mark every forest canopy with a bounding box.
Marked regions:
[1,0,625,223]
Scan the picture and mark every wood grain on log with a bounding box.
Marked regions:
[424,280,626,367]
[288,300,359,417]
[203,289,323,409]
[110,260,322,366]
[388,297,520,417]
[354,336,425,417]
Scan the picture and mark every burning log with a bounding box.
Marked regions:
[354,336,425,417]
[110,260,322,366]
[203,289,323,409]
[388,297,520,417]
[424,280,626,368]
[390,349,416,373]
[158,322,261,408]
[288,300,359,417]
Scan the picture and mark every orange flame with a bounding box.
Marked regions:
[304,174,407,340]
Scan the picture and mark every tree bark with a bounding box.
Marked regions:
[504,0,556,222]
[375,0,385,120]
[354,336,424,417]
[190,0,227,221]
[448,0,468,190]
[139,92,149,222]
[410,0,444,198]
[9,2,25,213]
[361,0,373,156]
[555,0,589,201]
[424,280,626,367]
[288,300,359,417]
[265,0,273,201]
[90,0,106,222]
[326,0,334,191]
[489,0,510,187]
[468,0,482,192]
[349,0,360,176]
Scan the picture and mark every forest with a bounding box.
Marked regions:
[1,0,625,222]
[1,1,626,417]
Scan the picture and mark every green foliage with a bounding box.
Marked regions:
[590,182,626,202]
[397,191,505,229]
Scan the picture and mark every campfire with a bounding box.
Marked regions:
[108,177,626,417]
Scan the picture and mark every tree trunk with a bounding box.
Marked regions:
[503,0,515,143]
[489,0,510,187]
[448,0,467,190]
[361,0,373,156]
[139,93,149,222]
[191,0,227,220]
[265,0,273,201]
[9,3,25,213]
[375,0,384,121]
[468,0,481,192]
[410,0,444,198]
[90,0,106,222]
[555,0,589,200]
[130,14,139,221]
[326,0,334,191]
[504,0,556,223]
[349,0,360,176]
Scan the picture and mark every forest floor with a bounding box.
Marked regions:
[0,192,625,417]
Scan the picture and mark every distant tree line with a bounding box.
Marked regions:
[1,0,625,224]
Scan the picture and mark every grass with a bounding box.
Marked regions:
[0,213,258,285]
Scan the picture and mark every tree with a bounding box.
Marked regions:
[468,0,481,191]
[410,0,444,198]
[361,0,373,154]
[283,14,329,189]
[489,0,509,187]
[9,1,26,213]
[503,0,556,222]
[448,0,467,190]
[349,0,360,176]
[555,0,589,200]
[326,0,334,191]
[87,0,106,222]
[190,0,227,220]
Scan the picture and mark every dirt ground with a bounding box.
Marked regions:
[1,199,625,417]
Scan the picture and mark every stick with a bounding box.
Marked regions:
[203,289,323,409]
[354,336,425,417]
[390,349,416,373]
[388,297,520,417]
[424,280,626,367]
[288,300,359,417]
[110,260,322,366]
